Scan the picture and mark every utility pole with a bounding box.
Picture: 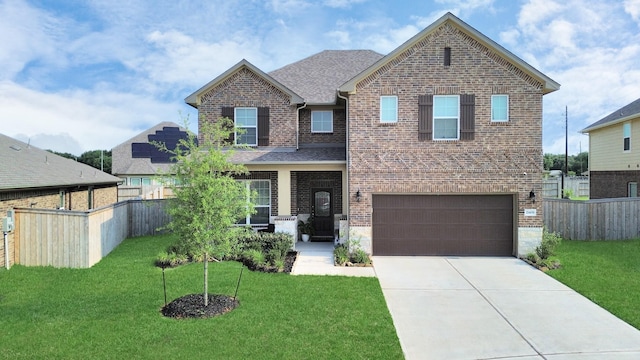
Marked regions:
[562,106,568,198]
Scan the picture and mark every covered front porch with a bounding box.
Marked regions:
[241,163,349,243]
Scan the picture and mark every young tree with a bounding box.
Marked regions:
[164,118,252,306]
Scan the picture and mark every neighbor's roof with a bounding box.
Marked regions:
[0,133,120,192]
[581,97,640,133]
[111,121,188,176]
[185,59,304,108]
[269,50,384,105]
[339,12,560,95]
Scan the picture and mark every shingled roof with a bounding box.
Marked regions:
[582,97,640,133]
[0,133,120,192]
[269,50,384,105]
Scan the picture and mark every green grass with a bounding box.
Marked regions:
[547,239,640,329]
[0,235,402,359]
[569,196,589,201]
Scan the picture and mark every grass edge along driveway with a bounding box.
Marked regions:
[548,239,640,330]
[0,235,403,360]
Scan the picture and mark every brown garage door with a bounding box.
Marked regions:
[372,195,514,256]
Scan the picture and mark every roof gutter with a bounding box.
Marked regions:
[296,103,307,150]
[581,113,640,134]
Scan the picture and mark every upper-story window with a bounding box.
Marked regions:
[311,110,333,133]
[433,95,460,140]
[491,95,509,122]
[235,107,258,146]
[623,122,631,152]
[380,96,398,123]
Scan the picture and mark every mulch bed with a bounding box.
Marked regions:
[160,251,298,319]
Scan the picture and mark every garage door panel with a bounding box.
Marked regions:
[372,195,514,256]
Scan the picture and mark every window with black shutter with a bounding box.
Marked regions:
[418,94,474,141]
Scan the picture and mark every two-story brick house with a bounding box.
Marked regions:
[186,12,560,257]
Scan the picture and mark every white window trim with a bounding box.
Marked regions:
[311,110,333,133]
[433,95,460,140]
[238,179,271,225]
[491,94,509,122]
[623,122,631,152]
[235,107,258,146]
[380,95,398,123]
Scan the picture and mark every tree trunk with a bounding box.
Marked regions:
[204,252,208,307]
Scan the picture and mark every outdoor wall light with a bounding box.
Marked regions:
[355,189,362,202]
[529,190,536,203]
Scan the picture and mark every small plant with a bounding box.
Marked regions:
[350,248,371,265]
[536,229,562,260]
[243,249,265,269]
[297,218,315,235]
[334,244,349,265]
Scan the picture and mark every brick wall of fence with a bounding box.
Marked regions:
[544,197,640,240]
[10,199,170,268]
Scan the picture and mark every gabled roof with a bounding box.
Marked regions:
[339,12,560,95]
[0,133,120,192]
[581,97,640,133]
[111,121,189,176]
[185,59,304,108]
[269,50,384,105]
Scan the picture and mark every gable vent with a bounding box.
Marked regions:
[444,47,451,66]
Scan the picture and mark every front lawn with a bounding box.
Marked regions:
[547,239,640,329]
[0,235,403,359]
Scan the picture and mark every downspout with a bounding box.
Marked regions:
[4,231,9,270]
[296,103,307,150]
[337,90,349,238]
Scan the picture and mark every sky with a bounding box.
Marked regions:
[1,0,639,157]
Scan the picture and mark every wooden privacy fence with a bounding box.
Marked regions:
[14,199,170,268]
[544,197,640,240]
[542,177,589,198]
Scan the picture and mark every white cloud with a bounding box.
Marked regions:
[0,0,68,80]
[0,80,183,154]
[624,0,640,21]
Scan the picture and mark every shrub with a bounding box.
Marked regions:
[243,249,265,269]
[536,229,562,260]
[350,248,371,265]
[334,244,349,265]
[155,251,189,268]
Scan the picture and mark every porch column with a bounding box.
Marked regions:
[277,169,291,216]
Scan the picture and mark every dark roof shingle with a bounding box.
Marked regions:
[582,97,640,132]
[0,133,120,191]
[268,50,384,104]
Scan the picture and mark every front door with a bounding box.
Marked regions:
[312,188,333,240]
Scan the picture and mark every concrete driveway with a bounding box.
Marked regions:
[373,256,640,360]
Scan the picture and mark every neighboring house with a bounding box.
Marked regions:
[1,133,121,267]
[581,97,640,198]
[185,12,560,257]
[112,122,191,199]
[0,133,121,212]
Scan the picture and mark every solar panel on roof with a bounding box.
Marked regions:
[130,127,192,163]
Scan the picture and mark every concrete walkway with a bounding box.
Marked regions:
[373,256,640,360]
[290,241,375,277]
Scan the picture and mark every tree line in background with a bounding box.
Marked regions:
[544,152,588,176]
[48,150,113,174]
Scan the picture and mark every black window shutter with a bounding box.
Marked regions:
[418,95,433,141]
[460,94,475,141]
[258,107,269,146]
[221,107,235,144]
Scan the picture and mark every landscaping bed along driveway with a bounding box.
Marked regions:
[373,256,640,360]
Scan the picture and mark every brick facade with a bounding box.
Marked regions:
[298,108,347,145]
[590,170,640,199]
[347,22,544,230]
[198,68,298,147]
